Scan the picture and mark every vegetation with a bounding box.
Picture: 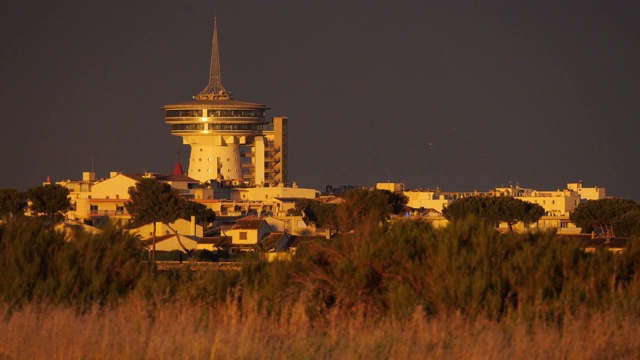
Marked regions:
[336,188,407,231]
[2,297,639,359]
[0,217,147,310]
[1,212,640,357]
[182,199,216,229]
[126,178,217,260]
[0,189,25,220]
[125,178,185,261]
[443,195,545,231]
[291,188,407,230]
[2,216,639,318]
[26,184,71,223]
[570,198,640,240]
[289,198,338,228]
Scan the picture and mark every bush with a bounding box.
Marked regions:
[288,219,640,323]
[0,219,148,311]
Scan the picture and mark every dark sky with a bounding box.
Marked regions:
[1,1,639,199]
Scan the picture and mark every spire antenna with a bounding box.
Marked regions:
[195,17,231,100]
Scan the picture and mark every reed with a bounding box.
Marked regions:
[1,296,639,359]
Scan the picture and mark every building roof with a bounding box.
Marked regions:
[272,197,301,203]
[173,161,185,175]
[198,236,230,246]
[122,173,198,183]
[261,232,292,251]
[198,236,232,248]
[231,217,269,230]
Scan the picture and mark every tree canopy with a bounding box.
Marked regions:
[289,199,338,228]
[570,198,640,240]
[443,195,545,231]
[26,184,71,223]
[182,200,216,229]
[125,178,184,261]
[337,189,408,231]
[0,189,25,220]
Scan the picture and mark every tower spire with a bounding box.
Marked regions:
[195,17,231,100]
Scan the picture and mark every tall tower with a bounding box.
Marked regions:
[164,19,287,186]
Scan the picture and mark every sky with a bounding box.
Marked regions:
[1,0,639,200]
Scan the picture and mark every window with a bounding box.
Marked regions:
[170,124,205,131]
[166,109,203,117]
[239,232,247,240]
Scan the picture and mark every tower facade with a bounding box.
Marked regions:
[164,19,287,187]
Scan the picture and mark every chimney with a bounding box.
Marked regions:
[191,215,196,236]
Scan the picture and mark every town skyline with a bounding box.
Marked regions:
[1,1,639,200]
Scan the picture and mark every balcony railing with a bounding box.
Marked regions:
[89,210,128,217]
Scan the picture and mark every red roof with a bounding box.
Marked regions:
[173,161,185,175]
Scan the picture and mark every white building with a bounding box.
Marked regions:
[164,19,288,187]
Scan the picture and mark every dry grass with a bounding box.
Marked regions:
[1,295,639,360]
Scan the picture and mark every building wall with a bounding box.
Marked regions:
[376,183,404,192]
[517,193,581,216]
[130,217,202,238]
[253,136,265,186]
[90,174,137,200]
[273,117,288,186]
[403,191,452,213]
[231,186,318,201]
[567,182,606,200]
[147,236,199,252]
[184,135,243,183]
[228,222,271,244]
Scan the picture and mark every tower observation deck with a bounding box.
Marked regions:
[164,18,288,187]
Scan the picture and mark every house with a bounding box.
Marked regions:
[226,217,272,245]
[261,232,295,262]
[62,170,201,227]
[130,216,204,254]
[196,236,230,251]
[141,234,199,253]
[129,217,203,238]
[54,219,102,241]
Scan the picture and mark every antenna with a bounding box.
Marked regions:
[194,17,231,100]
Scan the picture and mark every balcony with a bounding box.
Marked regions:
[89,210,128,217]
